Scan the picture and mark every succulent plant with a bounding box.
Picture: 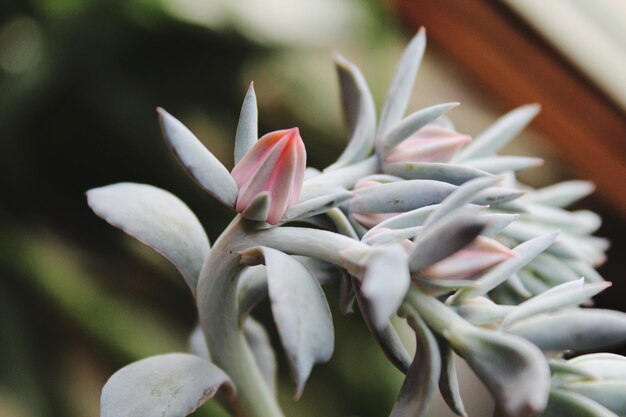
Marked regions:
[87,29,626,417]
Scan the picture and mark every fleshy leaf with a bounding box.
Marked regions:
[234,83,258,165]
[382,103,459,153]
[158,108,238,207]
[474,187,525,206]
[521,180,595,208]
[480,213,519,237]
[447,326,550,417]
[409,284,549,417]
[390,306,441,417]
[568,353,626,380]
[384,162,492,185]
[300,156,378,201]
[507,309,626,352]
[420,236,515,281]
[522,204,601,234]
[282,189,353,222]
[241,192,271,222]
[340,273,356,313]
[529,253,589,286]
[566,382,626,416]
[367,205,437,234]
[87,183,210,293]
[353,280,411,373]
[188,325,210,359]
[237,265,268,321]
[541,389,618,417]
[325,54,376,171]
[100,353,233,417]
[351,179,457,213]
[502,279,611,328]
[377,28,426,138]
[409,212,486,271]
[244,318,278,395]
[452,104,540,162]
[241,247,334,398]
[455,300,514,326]
[503,221,607,266]
[438,340,468,417]
[460,156,544,174]
[422,176,498,227]
[361,244,411,330]
[238,258,341,320]
[454,232,558,302]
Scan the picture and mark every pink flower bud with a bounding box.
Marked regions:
[385,125,471,164]
[421,236,515,280]
[231,128,306,224]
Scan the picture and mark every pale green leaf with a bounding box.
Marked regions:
[101,353,233,417]
[158,108,238,207]
[87,183,209,293]
[234,82,258,165]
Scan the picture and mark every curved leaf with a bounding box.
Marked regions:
[244,318,278,395]
[237,265,268,321]
[188,325,210,359]
[351,179,457,213]
[438,340,468,417]
[385,162,491,185]
[87,183,209,293]
[447,327,550,417]
[382,102,459,153]
[542,389,618,417]
[353,279,411,373]
[377,28,426,137]
[283,188,353,222]
[409,212,486,271]
[521,180,595,208]
[423,176,498,227]
[522,205,601,234]
[568,353,626,381]
[101,353,233,417]
[242,247,334,398]
[452,104,540,162]
[454,232,558,302]
[361,244,411,330]
[460,156,543,174]
[390,306,441,417]
[502,279,611,328]
[507,309,626,352]
[325,54,376,171]
[158,108,238,207]
[566,382,626,416]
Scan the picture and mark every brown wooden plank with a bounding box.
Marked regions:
[396,0,626,215]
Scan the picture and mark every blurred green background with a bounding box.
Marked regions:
[0,1,623,416]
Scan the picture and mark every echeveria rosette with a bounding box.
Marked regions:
[327,28,607,301]
[86,28,626,417]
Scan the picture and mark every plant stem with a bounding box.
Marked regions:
[197,216,283,417]
[197,216,366,417]
[406,287,467,335]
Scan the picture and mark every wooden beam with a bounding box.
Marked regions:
[396,0,626,215]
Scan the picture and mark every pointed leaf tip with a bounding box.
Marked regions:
[234,82,259,165]
[158,108,238,207]
[377,28,427,138]
[325,53,376,171]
